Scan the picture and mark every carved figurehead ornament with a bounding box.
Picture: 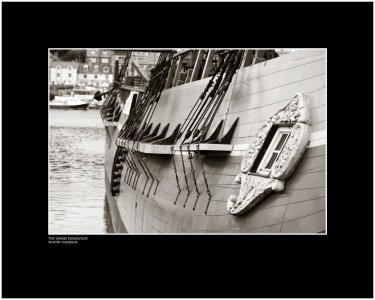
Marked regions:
[227,92,311,216]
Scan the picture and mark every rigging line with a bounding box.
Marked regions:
[202,50,243,131]
[178,51,232,145]
[195,137,212,214]
[119,55,168,140]
[171,146,182,205]
[123,152,135,185]
[127,61,170,141]
[183,51,234,142]
[179,145,190,194]
[139,66,170,136]
[176,51,227,142]
[131,139,157,197]
[188,51,237,141]
[184,143,200,209]
[220,52,243,140]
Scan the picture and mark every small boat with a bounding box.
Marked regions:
[49,96,90,109]
[88,99,104,109]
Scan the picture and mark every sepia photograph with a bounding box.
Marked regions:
[49,48,327,234]
[3,1,373,298]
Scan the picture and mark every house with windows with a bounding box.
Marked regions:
[77,63,113,88]
[76,49,114,88]
[86,49,113,67]
[50,61,78,85]
[111,51,160,78]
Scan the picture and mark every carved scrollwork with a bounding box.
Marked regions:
[241,92,311,173]
[271,123,310,180]
[227,174,284,216]
[228,92,311,216]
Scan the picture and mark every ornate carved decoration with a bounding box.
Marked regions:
[271,123,310,180]
[241,92,311,173]
[227,174,284,216]
[228,93,311,216]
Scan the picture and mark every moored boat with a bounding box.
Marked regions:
[49,96,90,109]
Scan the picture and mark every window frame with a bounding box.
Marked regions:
[257,126,291,174]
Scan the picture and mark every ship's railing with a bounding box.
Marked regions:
[165,49,278,90]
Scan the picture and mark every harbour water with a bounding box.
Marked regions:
[49,109,113,234]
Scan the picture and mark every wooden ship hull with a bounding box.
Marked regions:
[102,49,326,233]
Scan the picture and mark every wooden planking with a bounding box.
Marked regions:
[151,74,325,143]
[235,50,325,84]
[254,193,290,211]
[107,50,327,233]
[228,75,326,129]
[293,153,325,174]
[280,210,325,233]
[104,172,127,233]
[288,188,325,204]
[231,59,326,101]
[153,51,325,135]
[285,170,325,190]
[228,84,326,127]
[302,144,325,158]
[116,169,325,232]
[282,197,325,222]
[311,121,326,133]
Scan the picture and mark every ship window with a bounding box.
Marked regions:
[83,75,87,78]
[68,73,72,77]
[67,65,72,70]
[103,66,109,72]
[83,65,88,71]
[256,127,291,174]
[94,75,98,78]
[56,73,60,77]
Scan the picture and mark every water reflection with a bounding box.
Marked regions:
[49,109,111,234]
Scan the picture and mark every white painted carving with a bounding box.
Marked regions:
[241,122,272,173]
[241,93,311,173]
[227,174,284,216]
[228,93,311,216]
[271,123,310,180]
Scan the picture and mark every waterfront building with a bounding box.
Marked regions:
[77,63,114,88]
[50,61,78,85]
[76,49,114,88]
[111,51,160,78]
